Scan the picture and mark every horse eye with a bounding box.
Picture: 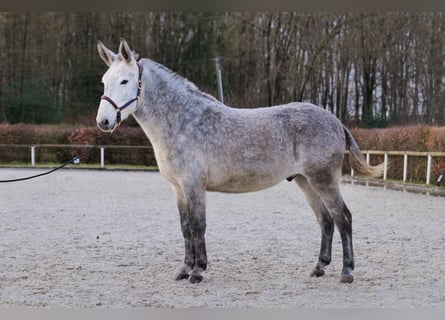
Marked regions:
[120,80,128,85]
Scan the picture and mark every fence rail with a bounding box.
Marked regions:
[1,144,445,186]
[0,143,153,168]
[347,150,445,185]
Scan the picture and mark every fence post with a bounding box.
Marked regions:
[426,154,432,185]
[383,153,388,180]
[403,153,408,183]
[100,147,105,168]
[31,146,36,166]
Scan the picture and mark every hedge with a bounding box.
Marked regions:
[0,124,154,166]
[346,126,445,182]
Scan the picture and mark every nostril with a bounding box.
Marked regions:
[97,118,114,132]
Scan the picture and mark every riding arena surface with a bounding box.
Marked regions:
[0,168,444,307]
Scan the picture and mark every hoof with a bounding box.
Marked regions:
[310,269,325,278]
[339,274,353,283]
[175,273,189,281]
[189,274,203,284]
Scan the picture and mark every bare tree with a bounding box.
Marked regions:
[0,12,444,126]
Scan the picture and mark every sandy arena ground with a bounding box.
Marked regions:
[0,168,444,307]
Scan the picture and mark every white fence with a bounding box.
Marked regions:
[0,144,153,168]
[348,150,445,185]
[1,144,445,186]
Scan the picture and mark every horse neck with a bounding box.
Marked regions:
[133,59,222,144]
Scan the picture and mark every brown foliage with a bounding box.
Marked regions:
[0,124,74,163]
[0,125,155,166]
[67,126,154,165]
[347,126,445,182]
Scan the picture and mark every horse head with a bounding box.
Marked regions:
[96,38,142,132]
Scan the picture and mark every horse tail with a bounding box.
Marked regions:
[343,126,385,178]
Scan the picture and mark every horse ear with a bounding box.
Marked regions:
[119,38,134,64]
[97,40,117,67]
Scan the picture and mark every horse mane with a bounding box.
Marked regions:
[143,58,221,105]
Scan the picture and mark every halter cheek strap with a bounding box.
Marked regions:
[100,62,143,127]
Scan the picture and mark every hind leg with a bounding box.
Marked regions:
[294,175,335,278]
[308,178,355,283]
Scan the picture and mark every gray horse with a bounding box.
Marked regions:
[96,39,384,284]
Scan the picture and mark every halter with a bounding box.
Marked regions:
[100,62,143,128]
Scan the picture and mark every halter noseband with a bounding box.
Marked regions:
[100,62,143,128]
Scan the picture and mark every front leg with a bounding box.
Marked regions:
[175,198,195,281]
[174,185,207,283]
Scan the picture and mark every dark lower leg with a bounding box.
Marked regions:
[189,233,207,283]
[187,188,207,284]
[175,237,195,280]
[338,203,354,283]
[311,220,334,277]
[175,199,195,281]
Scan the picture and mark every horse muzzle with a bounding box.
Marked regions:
[96,97,124,132]
[97,117,115,132]
[96,110,120,132]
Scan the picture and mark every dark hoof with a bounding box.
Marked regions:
[310,269,325,278]
[175,273,189,281]
[189,274,203,284]
[340,274,354,283]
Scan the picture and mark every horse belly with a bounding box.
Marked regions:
[206,175,283,193]
[205,165,293,193]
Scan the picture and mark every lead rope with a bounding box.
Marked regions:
[0,136,109,183]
